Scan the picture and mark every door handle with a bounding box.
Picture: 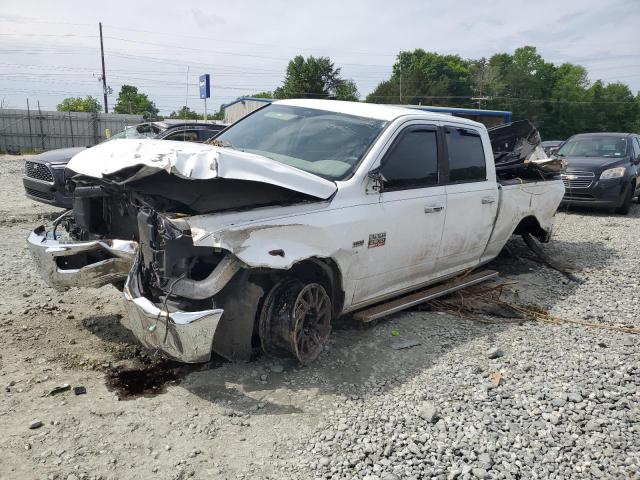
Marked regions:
[424,205,444,213]
[481,196,496,204]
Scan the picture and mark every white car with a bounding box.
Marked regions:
[28,99,565,365]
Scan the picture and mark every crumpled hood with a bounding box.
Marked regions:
[66,139,337,200]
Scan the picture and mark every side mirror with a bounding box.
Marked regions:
[367,168,385,193]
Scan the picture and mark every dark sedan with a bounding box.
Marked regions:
[23,121,227,208]
[560,132,640,214]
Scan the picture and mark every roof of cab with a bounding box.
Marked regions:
[273,99,484,127]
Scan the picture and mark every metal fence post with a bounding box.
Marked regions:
[26,99,34,150]
[37,100,45,150]
[68,111,75,147]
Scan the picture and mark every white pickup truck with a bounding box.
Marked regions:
[28,99,565,365]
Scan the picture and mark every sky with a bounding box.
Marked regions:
[0,0,638,115]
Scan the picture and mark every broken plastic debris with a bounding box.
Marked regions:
[48,384,71,396]
[391,330,400,337]
[390,339,421,350]
[489,371,503,387]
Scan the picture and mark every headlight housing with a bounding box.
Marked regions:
[600,167,625,179]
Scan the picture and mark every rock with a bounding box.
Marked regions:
[319,456,330,466]
[270,364,284,373]
[418,402,439,423]
[477,453,493,469]
[381,474,399,480]
[567,392,583,403]
[548,413,561,425]
[407,441,422,457]
[472,468,488,479]
[73,385,86,395]
[383,444,393,457]
[487,348,504,359]
[622,335,636,346]
[29,420,43,429]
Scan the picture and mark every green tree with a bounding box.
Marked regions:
[211,104,225,121]
[113,85,159,119]
[248,91,273,99]
[56,96,101,113]
[335,80,359,101]
[367,49,472,106]
[168,106,201,120]
[274,55,358,101]
[367,45,640,138]
[586,81,638,133]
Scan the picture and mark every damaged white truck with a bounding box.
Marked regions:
[28,100,565,365]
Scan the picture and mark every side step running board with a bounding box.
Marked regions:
[353,270,499,323]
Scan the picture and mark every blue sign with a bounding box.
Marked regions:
[199,74,210,99]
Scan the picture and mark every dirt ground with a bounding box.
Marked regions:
[1,154,638,480]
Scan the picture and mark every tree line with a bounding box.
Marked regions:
[56,46,640,139]
[365,46,639,139]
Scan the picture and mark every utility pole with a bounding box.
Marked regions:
[184,66,190,120]
[399,62,403,104]
[99,22,108,113]
[471,60,489,109]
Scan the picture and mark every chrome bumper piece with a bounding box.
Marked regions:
[121,258,223,363]
[26,227,137,290]
[27,226,224,363]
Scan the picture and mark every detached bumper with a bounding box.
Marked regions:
[26,227,137,290]
[121,260,223,363]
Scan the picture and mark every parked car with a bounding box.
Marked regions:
[541,140,564,156]
[22,121,227,208]
[27,100,564,365]
[559,132,640,214]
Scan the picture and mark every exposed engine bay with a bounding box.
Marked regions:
[62,171,317,309]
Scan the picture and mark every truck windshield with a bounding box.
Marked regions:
[558,136,628,158]
[213,104,387,180]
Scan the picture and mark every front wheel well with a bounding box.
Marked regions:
[287,258,345,318]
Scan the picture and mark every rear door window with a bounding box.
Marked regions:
[444,127,486,183]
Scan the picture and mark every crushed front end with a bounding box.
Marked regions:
[26,139,335,363]
[27,175,245,363]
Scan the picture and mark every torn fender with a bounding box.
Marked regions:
[186,215,354,271]
[66,139,337,200]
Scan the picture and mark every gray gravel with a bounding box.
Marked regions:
[283,206,640,480]
[1,155,639,479]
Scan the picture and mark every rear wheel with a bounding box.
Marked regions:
[259,277,332,365]
[616,183,634,215]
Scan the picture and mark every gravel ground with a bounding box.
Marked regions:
[0,154,638,480]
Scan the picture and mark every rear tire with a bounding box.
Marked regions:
[615,184,634,215]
